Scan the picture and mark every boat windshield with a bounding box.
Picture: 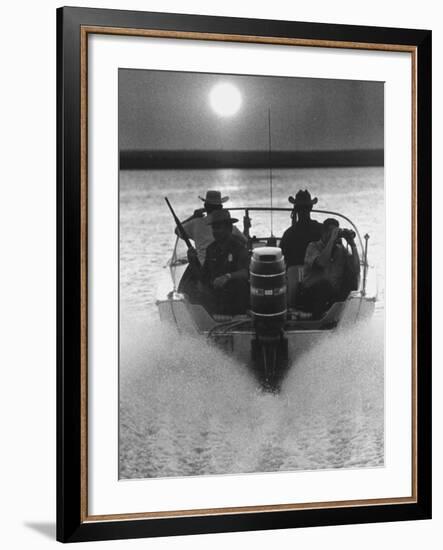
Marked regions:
[228,207,364,254]
[168,207,366,289]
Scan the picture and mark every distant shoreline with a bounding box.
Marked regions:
[120,149,384,170]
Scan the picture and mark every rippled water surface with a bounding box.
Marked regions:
[119,167,384,479]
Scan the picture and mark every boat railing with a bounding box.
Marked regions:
[227,207,365,255]
[168,207,370,293]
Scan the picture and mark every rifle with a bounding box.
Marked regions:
[164,197,201,268]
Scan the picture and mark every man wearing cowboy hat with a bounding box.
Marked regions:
[193,209,249,315]
[280,190,323,307]
[176,190,246,265]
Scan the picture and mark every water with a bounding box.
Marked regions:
[119,167,384,479]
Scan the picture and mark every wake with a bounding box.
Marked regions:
[119,317,384,479]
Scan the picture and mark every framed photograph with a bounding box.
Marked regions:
[57,6,432,543]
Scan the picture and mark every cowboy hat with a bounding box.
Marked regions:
[206,209,239,225]
[198,190,229,205]
[288,189,318,207]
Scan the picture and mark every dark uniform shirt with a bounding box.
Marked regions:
[280,220,322,267]
[202,235,249,286]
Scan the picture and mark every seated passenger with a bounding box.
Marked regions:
[188,210,249,316]
[298,218,360,318]
[177,190,246,299]
[177,190,246,265]
[280,190,322,306]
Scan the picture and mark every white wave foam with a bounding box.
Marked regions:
[119,317,384,479]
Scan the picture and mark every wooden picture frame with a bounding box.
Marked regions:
[57,6,431,543]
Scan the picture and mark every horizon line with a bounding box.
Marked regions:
[120,148,384,170]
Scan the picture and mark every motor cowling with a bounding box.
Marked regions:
[249,247,288,391]
[250,247,287,332]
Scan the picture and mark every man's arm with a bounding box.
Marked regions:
[229,268,248,281]
[304,242,319,271]
[313,227,339,268]
[212,244,249,289]
[349,242,360,274]
[345,235,360,288]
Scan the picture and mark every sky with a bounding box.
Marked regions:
[119,69,384,152]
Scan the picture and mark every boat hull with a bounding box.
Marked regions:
[157,291,375,369]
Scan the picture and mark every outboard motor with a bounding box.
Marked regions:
[250,247,288,390]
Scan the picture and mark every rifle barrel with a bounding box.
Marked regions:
[164,197,194,251]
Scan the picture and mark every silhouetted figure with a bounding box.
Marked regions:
[189,210,249,316]
[280,190,322,307]
[176,190,246,299]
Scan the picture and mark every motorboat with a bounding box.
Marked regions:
[156,206,377,390]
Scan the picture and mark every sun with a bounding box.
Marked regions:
[209,82,242,117]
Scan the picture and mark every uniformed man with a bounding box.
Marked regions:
[177,190,246,265]
[188,209,249,315]
[176,190,246,300]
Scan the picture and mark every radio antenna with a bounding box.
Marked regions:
[268,106,274,236]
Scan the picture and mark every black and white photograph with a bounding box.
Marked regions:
[118,68,385,480]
